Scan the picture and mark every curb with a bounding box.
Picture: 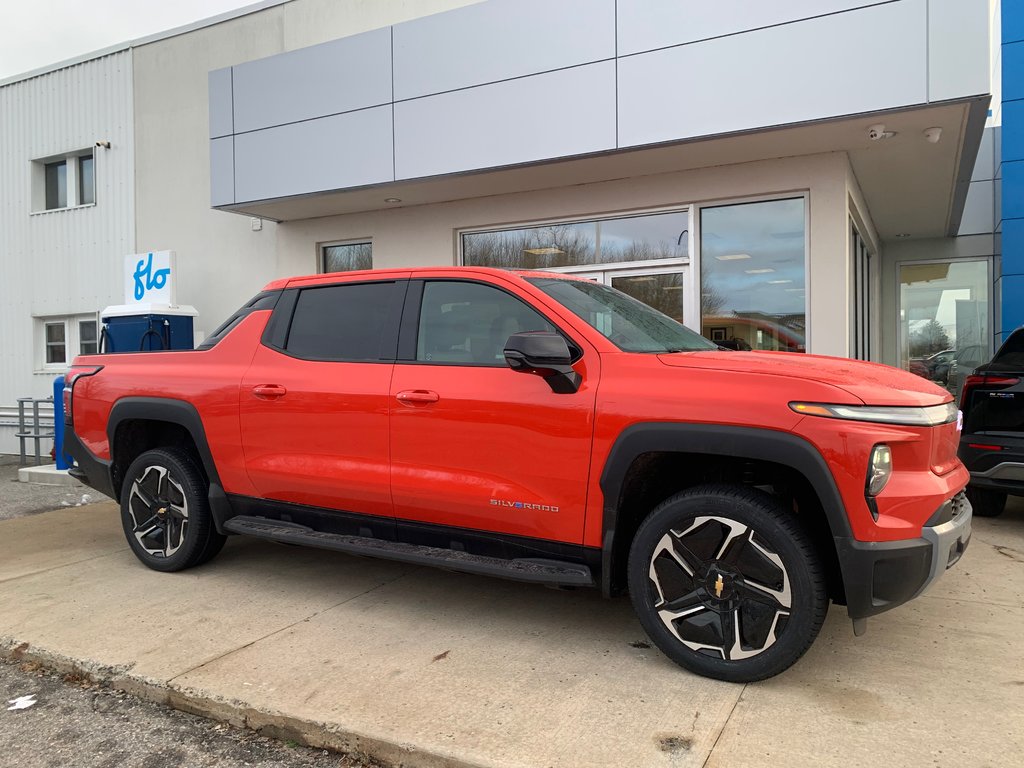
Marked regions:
[1,638,481,768]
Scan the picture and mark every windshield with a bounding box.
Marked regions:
[526,277,718,353]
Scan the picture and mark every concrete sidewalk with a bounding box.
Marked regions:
[1,501,1022,767]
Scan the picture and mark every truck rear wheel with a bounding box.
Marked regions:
[627,484,827,682]
[120,448,226,572]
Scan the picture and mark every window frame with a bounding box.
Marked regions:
[36,313,99,371]
[396,278,583,368]
[693,193,811,352]
[456,193,810,348]
[269,279,407,363]
[31,149,98,214]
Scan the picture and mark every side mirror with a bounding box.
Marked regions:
[503,332,581,394]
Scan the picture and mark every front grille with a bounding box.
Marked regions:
[925,490,969,528]
[949,490,970,521]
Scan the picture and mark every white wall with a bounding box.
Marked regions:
[0,51,135,453]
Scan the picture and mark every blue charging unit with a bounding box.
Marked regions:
[100,304,198,353]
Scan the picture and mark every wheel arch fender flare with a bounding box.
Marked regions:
[107,397,233,531]
[598,423,853,594]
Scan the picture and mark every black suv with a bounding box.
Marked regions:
[958,328,1024,517]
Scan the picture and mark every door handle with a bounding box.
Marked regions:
[252,384,287,399]
[396,389,439,405]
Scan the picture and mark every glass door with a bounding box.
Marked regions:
[898,258,991,398]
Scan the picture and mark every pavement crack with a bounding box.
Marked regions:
[701,683,745,768]
[166,568,416,683]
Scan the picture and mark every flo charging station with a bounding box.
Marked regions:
[100,251,198,352]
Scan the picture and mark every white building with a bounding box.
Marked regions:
[0,0,997,454]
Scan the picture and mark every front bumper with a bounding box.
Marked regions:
[835,491,972,620]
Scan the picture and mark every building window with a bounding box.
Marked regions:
[79,155,95,206]
[38,315,99,368]
[79,319,98,354]
[462,210,689,270]
[33,150,96,212]
[45,322,67,364]
[898,259,990,398]
[699,198,807,352]
[45,161,68,210]
[322,241,372,273]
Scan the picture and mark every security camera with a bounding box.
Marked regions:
[923,127,942,144]
[95,140,111,149]
[867,124,886,141]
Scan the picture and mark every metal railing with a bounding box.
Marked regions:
[16,396,54,466]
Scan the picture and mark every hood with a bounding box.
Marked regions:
[658,351,952,407]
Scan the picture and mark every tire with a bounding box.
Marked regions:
[627,484,828,683]
[120,448,227,572]
[966,486,1007,518]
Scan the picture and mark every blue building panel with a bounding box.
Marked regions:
[1001,160,1024,220]
[999,274,1024,335]
[1005,0,1024,45]
[1004,40,1024,102]
[1003,100,1024,163]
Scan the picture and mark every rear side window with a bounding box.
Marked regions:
[197,291,280,350]
[991,329,1024,368]
[285,281,398,361]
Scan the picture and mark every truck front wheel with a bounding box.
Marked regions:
[120,448,226,572]
[627,484,827,682]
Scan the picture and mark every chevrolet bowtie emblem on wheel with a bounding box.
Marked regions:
[714,574,725,598]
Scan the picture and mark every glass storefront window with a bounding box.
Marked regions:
[462,210,688,270]
[611,272,685,323]
[699,198,806,352]
[899,259,990,396]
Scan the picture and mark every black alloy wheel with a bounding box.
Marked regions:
[120,448,225,572]
[628,484,827,682]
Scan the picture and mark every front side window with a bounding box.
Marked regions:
[417,281,555,365]
[322,241,372,273]
[700,198,806,352]
[527,277,716,353]
[286,281,396,361]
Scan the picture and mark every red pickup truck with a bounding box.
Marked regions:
[63,267,972,682]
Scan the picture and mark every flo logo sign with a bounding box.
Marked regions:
[124,251,176,305]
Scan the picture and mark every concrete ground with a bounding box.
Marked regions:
[0,498,1021,768]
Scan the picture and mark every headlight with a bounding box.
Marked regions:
[866,444,892,497]
[789,401,957,427]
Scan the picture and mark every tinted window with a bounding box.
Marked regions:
[287,282,397,361]
[417,281,555,365]
[197,291,280,350]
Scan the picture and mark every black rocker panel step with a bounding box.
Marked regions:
[222,516,594,587]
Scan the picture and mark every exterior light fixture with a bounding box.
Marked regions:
[384,197,402,203]
[895,233,911,238]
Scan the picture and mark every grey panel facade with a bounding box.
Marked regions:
[210,135,235,205]
[392,0,615,101]
[209,0,987,207]
[616,0,890,57]
[233,105,394,202]
[395,61,615,180]
[231,27,392,134]
[208,68,233,139]
[617,0,927,147]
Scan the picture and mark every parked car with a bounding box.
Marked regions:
[958,328,1024,517]
[62,267,971,683]
[924,349,956,383]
